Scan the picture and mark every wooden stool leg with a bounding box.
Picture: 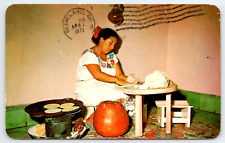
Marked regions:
[157,107,161,123]
[135,95,143,136]
[187,107,191,127]
[166,93,171,133]
[161,107,165,127]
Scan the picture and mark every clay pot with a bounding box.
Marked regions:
[93,101,129,137]
[108,9,124,25]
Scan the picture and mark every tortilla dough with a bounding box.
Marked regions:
[44,108,61,113]
[60,103,75,108]
[144,70,170,88]
[44,103,60,109]
[62,106,79,112]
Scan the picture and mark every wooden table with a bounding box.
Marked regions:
[123,84,177,136]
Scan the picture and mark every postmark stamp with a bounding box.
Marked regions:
[62,8,95,40]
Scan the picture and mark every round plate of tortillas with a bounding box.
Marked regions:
[25,98,83,118]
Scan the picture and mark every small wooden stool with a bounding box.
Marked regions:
[155,100,193,127]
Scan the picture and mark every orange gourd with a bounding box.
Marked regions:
[93,101,129,137]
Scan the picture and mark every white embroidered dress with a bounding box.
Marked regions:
[75,49,128,106]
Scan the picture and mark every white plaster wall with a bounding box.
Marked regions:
[5,4,220,106]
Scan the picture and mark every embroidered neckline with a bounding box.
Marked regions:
[83,48,116,68]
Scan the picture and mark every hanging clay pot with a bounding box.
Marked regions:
[93,101,129,137]
[108,4,124,25]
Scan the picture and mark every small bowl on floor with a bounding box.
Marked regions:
[28,124,87,139]
[28,124,46,139]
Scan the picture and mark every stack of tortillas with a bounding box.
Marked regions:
[60,103,79,112]
[44,103,79,113]
[44,104,61,113]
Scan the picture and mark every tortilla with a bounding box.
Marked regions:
[60,103,74,108]
[44,108,61,113]
[44,103,60,109]
[62,106,79,112]
[35,123,45,137]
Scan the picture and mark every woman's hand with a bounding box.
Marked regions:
[126,74,140,84]
[115,78,132,86]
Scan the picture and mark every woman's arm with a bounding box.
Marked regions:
[115,63,128,80]
[85,64,130,85]
[115,63,140,84]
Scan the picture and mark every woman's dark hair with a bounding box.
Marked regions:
[92,28,118,45]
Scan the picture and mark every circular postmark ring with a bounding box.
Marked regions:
[62,8,95,40]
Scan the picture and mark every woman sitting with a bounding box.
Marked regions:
[75,26,139,128]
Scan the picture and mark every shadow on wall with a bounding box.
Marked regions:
[112,35,122,55]
[112,35,127,74]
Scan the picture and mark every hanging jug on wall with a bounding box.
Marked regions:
[108,4,124,25]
